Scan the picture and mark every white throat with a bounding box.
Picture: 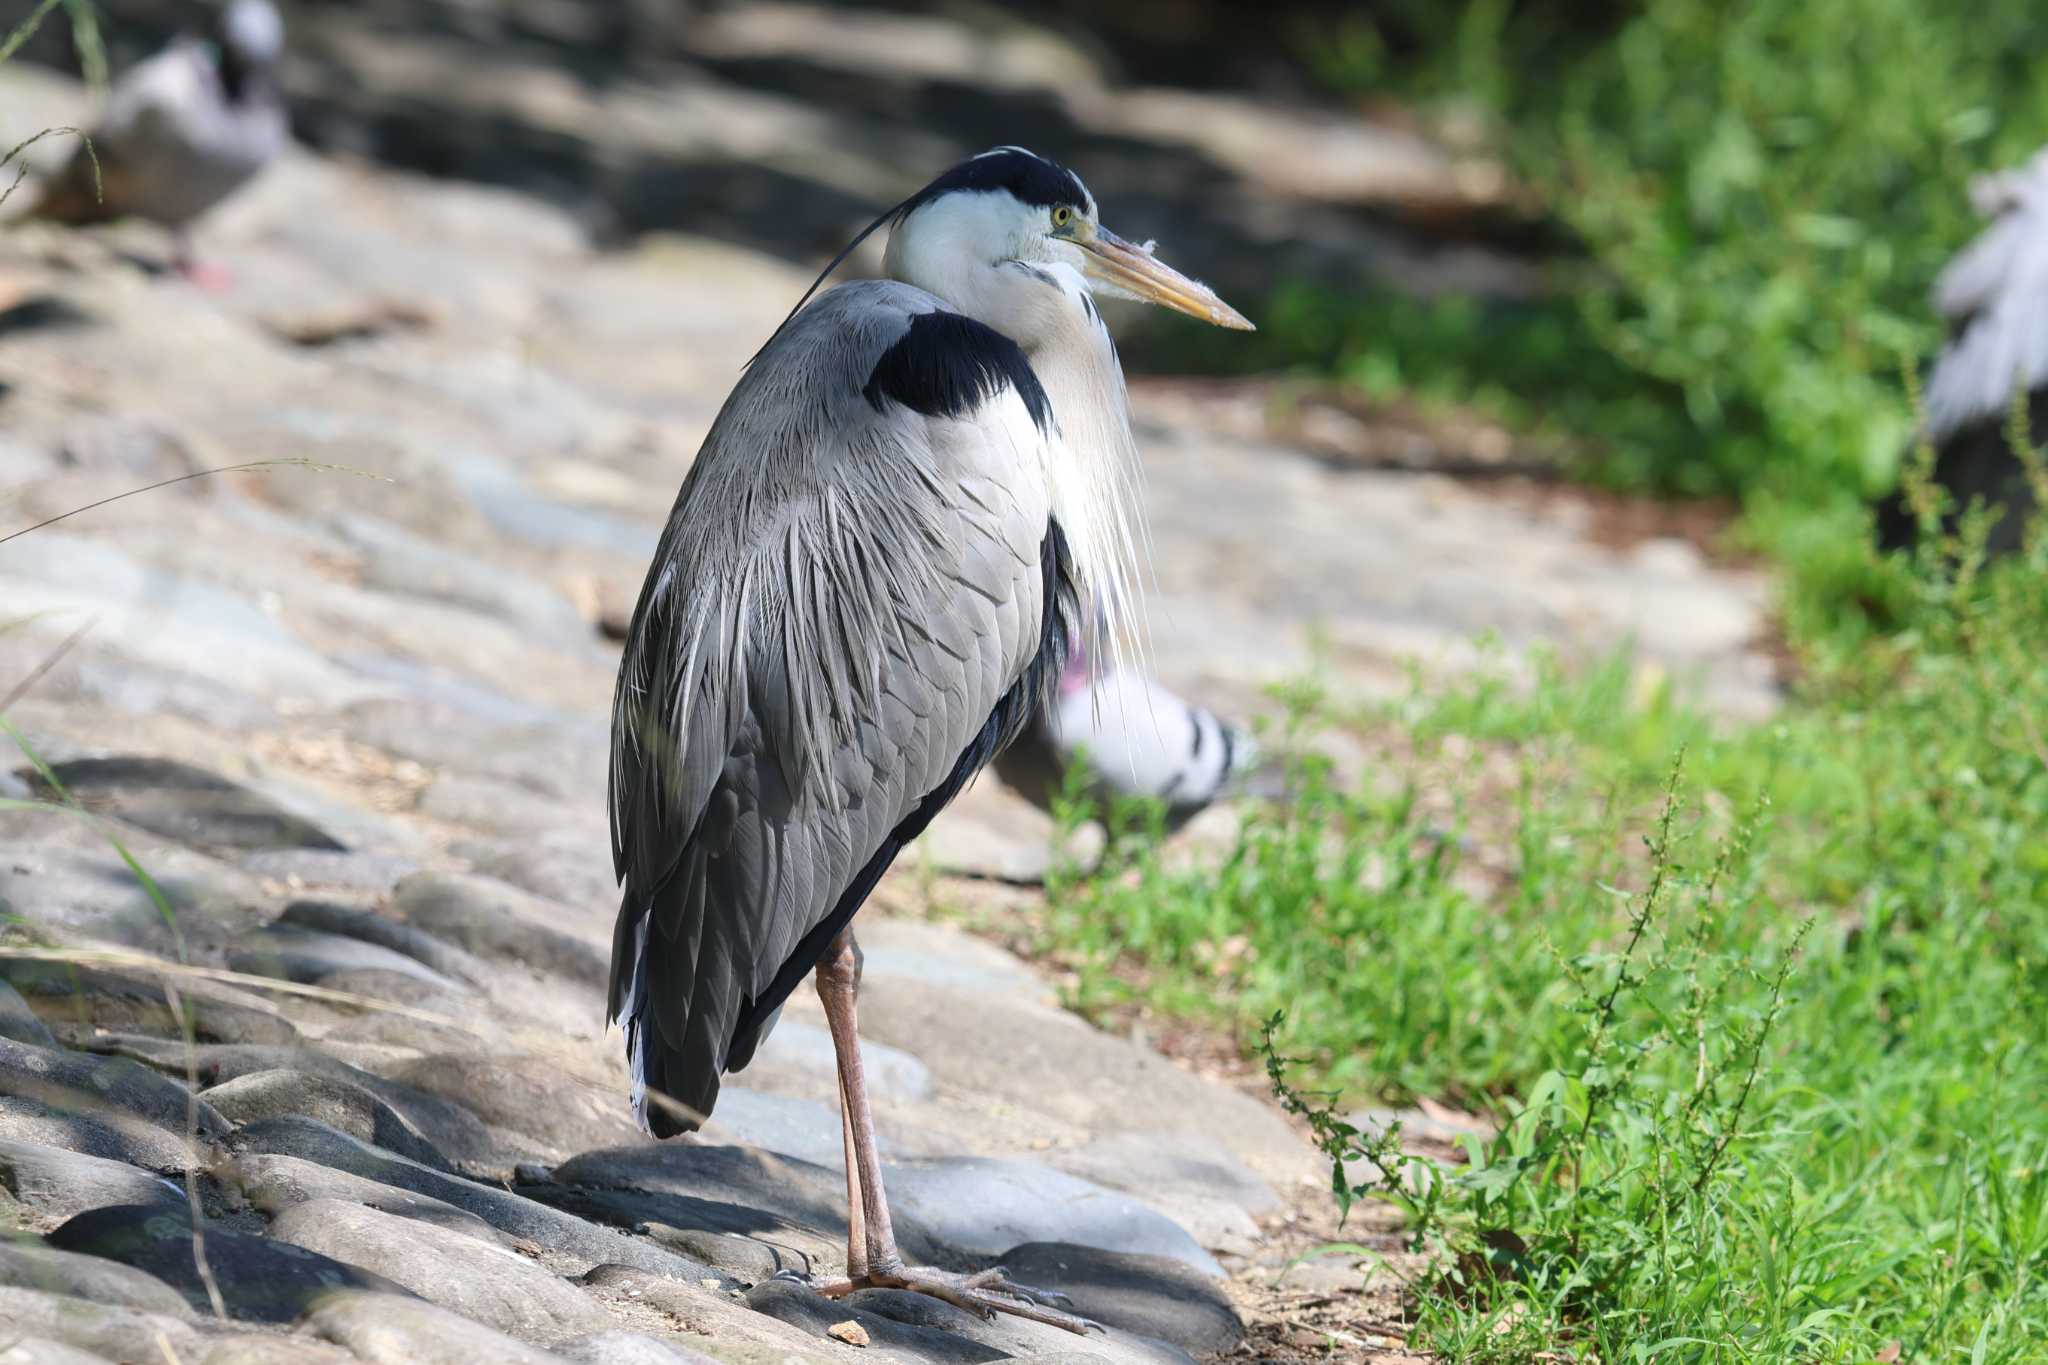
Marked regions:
[884,195,1149,668]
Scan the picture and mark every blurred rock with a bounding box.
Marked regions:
[228,1152,526,1250]
[997,1242,1243,1354]
[0,1287,200,1362]
[555,1331,722,1365]
[46,1204,411,1322]
[270,1199,611,1339]
[202,1069,455,1171]
[0,1138,184,1224]
[299,1290,567,1365]
[390,872,610,987]
[0,1239,194,1316]
[231,1117,712,1280]
[15,756,345,857]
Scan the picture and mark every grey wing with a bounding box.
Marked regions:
[38,43,280,227]
[995,650,1261,828]
[608,281,1072,1135]
[1924,151,2048,443]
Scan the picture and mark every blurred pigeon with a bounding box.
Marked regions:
[27,0,287,288]
[992,629,1279,830]
[1876,145,2048,554]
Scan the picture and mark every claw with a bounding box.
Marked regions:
[812,1263,1096,1334]
[965,1268,1073,1308]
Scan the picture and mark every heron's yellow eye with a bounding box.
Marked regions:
[1052,205,1073,228]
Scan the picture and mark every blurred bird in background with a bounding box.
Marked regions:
[607,146,1251,1331]
[25,0,286,289]
[1877,145,2048,555]
[992,621,1280,831]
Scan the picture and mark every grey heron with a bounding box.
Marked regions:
[992,624,1277,830]
[607,146,1250,1330]
[1877,146,2048,554]
[27,0,287,289]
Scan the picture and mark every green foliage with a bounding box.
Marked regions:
[1291,0,2048,512]
[1038,444,2048,1353]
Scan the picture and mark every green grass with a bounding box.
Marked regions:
[1034,448,2048,1355]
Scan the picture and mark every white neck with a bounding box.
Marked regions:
[885,201,1147,664]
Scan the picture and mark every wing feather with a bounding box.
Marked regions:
[608,281,1070,1134]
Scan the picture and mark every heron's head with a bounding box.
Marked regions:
[884,147,1253,332]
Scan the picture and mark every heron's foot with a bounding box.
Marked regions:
[815,1263,1097,1335]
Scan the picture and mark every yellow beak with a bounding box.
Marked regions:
[1077,226,1255,331]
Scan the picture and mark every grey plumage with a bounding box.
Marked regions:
[29,0,286,234]
[605,147,1249,1327]
[609,280,1072,1132]
[1877,146,2048,553]
[992,630,1269,829]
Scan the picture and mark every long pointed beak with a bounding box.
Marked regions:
[1078,226,1255,331]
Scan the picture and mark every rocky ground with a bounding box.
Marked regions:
[0,28,1774,1365]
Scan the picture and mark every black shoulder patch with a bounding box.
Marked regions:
[906,147,1090,213]
[863,311,1054,435]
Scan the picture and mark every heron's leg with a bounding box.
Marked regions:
[171,228,232,292]
[810,928,1095,1334]
[813,929,898,1270]
[836,1067,868,1280]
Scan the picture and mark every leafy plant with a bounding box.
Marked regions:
[1035,405,2048,1354]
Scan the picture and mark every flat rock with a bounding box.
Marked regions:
[743,1020,931,1107]
[330,512,588,638]
[843,1288,1191,1365]
[201,1069,455,1172]
[387,1053,644,1160]
[882,1158,1220,1277]
[276,900,488,985]
[17,756,345,856]
[227,926,467,994]
[555,1331,721,1365]
[0,816,269,980]
[418,774,607,841]
[228,1152,528,1251]
[0,1239,193,1316]
[298,1289,568,1365]
[242,849,424,895]
[521,1181,834,1281]
[0,1287,200,1362]
[2,963,299,1048]
[270,1198,611,1340]
[390,872,609,987]
[855,979,1318,1190]
[0,1100,199,1177]
[191,1334,365,1364]
[1032,1129,1275,1255]
[0,981,57,1048]
[855,919,1052,1004]
[46,1204,412,1323]
[743,1277,1005,1364]
[997,1242,1244,1355]
[0,1037,231,1141]
[1040,1129,1279,1217]
[0,1137,184,1227]
[450,833,617,918]
[0,1338,116,1364]
[231,1117,714,1280]
[580,1265,894,1363]
[697,1087,865,1168]
[181,1047,513,1170]
[341,701,607,806]
[551,1143,937,1263]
